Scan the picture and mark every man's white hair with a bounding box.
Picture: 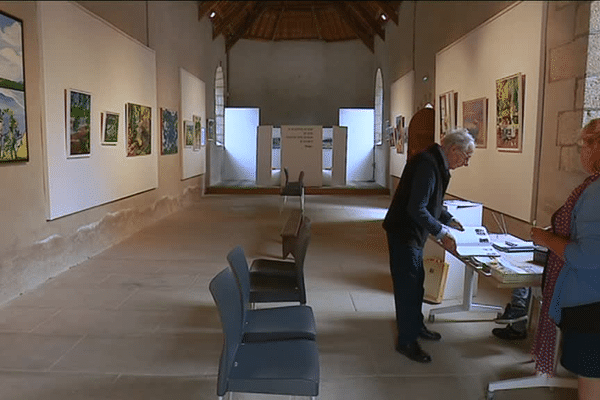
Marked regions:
[441,128,475,151]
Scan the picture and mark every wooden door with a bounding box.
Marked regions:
[407,108,435,160]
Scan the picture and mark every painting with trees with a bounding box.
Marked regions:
[0,11,27,162]
[67,89,91,157]
[126,102,152,156]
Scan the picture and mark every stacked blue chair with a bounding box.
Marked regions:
[226,245,317,342]
[209,267,320,399]
[247,215,311,304]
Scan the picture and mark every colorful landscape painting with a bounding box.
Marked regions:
[102,111,119,144]
[126,102,151,156]
[0,11,28,162]
[161,108,178,155]
[496,73,523,152]
[68,90,91,157]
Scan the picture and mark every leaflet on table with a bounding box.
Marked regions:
[447,226,501,257]
[489,233,535,252]
[490,257,544,283]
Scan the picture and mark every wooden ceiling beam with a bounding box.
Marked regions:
[374,1,398,25]
[311,6,323,40]
[212,1,249,39]
[344,2,385,40]
[332,3,374,52]
[271,5,285,40]
[225,2,265,52]
[198,1,218,20]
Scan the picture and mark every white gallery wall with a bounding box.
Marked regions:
[39,1,158,220]
[180,67,206,180]
[389,70,414,178]
[435,1,544,222]
[223,107,259,181]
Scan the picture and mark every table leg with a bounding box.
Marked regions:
[428,263,502,322]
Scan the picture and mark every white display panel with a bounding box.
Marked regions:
[435,1,544,221]
[256,125,272,186]
[180,68,206,180]
[281,126,323,187]
[339,108,374,182]
[223,108,259,181]
[40,2,158,220]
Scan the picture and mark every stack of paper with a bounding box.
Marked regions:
[490,233,535,252]
[448,226,501,257]
[490,257,543,284]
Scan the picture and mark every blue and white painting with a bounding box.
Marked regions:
[0,11,27,162]
[161,108,178,155]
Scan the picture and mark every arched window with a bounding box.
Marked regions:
[374,68,383,145]
[215,65,225,146]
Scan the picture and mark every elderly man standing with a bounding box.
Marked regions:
[383,128,475,363]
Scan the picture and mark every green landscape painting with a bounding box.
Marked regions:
[0,11,28,162]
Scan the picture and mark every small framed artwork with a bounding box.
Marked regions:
[0,11,28,163]
[66,89,92,158]
[462,97,488,148]
[184,120,194,147]
[394,115,405,154]
[439,90,457,140]
[201,127,206,147]
[496,73,524,152]
[160,107,178,155]
[193,115,201,151]
[207,118,215,141]
[126,102,152,157]
[100,111,119,145]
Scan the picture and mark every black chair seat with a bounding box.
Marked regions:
[244,305,317,342]
[249,273,302,303]
[250,258,296,276]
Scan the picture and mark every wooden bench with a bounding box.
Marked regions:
[280,209,303,258]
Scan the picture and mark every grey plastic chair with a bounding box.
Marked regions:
[209,268,319,399]
[249,216,311,304]
[281,167,305,211]
[226,245,317,342]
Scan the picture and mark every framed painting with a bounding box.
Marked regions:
[184,120,194,147]
[192,115,201,151]
[126,102,151,156]
[394,115,405,154]
[67,89,91,158]
[439,90,456,139]
[496,73,524,152]
[160,108,178,155]
[101,111,119,145]
[462,97,488,148]
[0,11,27,162]
[201,127,206,147]
[207,118,215,141]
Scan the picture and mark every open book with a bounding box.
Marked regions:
[447,226,501,257]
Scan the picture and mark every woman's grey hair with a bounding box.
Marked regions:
[441,127,475,151]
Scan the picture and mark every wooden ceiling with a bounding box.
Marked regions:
[198,1,401,52]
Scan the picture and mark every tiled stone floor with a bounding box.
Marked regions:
[0,195,578,399]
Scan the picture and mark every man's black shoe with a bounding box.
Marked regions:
[495,303,527,324]
[492,325,527,340]
[396,341,432,363]
[419,327,442,341]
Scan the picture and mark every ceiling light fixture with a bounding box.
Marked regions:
[210,11,216,18]
[381,14,387,21]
